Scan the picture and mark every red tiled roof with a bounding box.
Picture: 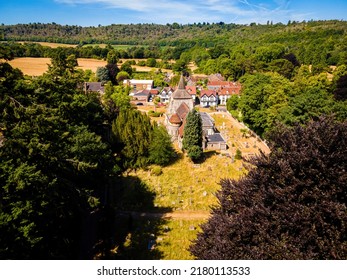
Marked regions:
[176,102,190,120]
[207,81,230,87]
[185,86,197,95]
[150,89,159,95]
[208,81,241,87]
[169,113,182,124]
[219,87,241,95]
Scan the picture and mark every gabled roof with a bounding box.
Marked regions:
[207,133,226,143]
[200,89,218,97]
[208,73,225,82]
[160,87,174,94]
[171,75,192,99]
[85,82,104,93]
[169,113,182,124]
[176,102,190,120]
[134,90,150,96]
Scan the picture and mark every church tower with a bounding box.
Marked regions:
[166,75,194,142]
[168,75,194,114]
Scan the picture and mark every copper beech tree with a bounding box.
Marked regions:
[190,117,347,259]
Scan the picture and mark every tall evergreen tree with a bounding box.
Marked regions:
[0,59,116,259]
[112,109,153,169]
[190,117,347,259]
[182,109,203,162]
[149,125,176,166]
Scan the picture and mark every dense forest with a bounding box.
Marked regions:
[1,20,347,65]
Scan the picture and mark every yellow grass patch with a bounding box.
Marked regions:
[8,57,107,76]
[129,149,244,212]
[18,41,78,48]
[8,57,51,76]
[8,57,172,76]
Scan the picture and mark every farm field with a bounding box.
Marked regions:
[8,57,107,76]
[17,41,78,48]
[8,57,172,76]
[16,41,143,49]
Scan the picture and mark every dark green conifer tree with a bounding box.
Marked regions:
[182,109,203,162]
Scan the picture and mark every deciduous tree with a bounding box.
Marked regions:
[190,117,347,259]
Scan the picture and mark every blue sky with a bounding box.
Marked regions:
[1,0,346,26]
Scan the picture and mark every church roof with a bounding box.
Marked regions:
[171,75,192,99]
[169,113,182,124]
[176,102,190,120]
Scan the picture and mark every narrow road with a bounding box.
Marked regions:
[117,210,211,220]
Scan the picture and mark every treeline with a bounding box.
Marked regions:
[0,42,167,60]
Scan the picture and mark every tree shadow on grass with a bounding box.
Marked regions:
[190,150,218,164]
[92,175,172,260]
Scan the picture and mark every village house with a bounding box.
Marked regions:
[148,88,160,102]
[133,89,151,102]
[159,87,174,103]
[123,79,154,91]
[83,82,105,94]
[186,85,197,103]
[207,80,241,105]
[200,89,219,107]
[208,73,225,82]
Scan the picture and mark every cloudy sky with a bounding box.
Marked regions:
[1,0,346,26]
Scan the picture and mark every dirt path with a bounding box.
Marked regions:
[118,210,211,220]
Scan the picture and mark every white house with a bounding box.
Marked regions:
[200,90,218,107]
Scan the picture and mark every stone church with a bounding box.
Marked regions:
[165,75,194,145]
[165,75,227,150]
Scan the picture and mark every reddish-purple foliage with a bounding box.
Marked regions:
[190,117,347,259]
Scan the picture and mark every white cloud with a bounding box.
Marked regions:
[54,0,294,24]
[55,0,193,12]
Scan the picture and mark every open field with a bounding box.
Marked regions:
[8,57,172,76]
[8,57,107,76]
[16,41,145,49]
[17,41,78,48]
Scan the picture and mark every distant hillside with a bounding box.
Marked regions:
[1,20,346,47]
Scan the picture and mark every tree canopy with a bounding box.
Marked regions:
[0,55,117,259]
[190,117,347,259]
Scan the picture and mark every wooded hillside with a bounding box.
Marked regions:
[2,20,346,49]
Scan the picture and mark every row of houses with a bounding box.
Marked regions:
[84,76,241,107]
[127,79,241,107]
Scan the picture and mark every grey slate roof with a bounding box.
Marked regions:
[207,133,226,143]
[171,75,192,99]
